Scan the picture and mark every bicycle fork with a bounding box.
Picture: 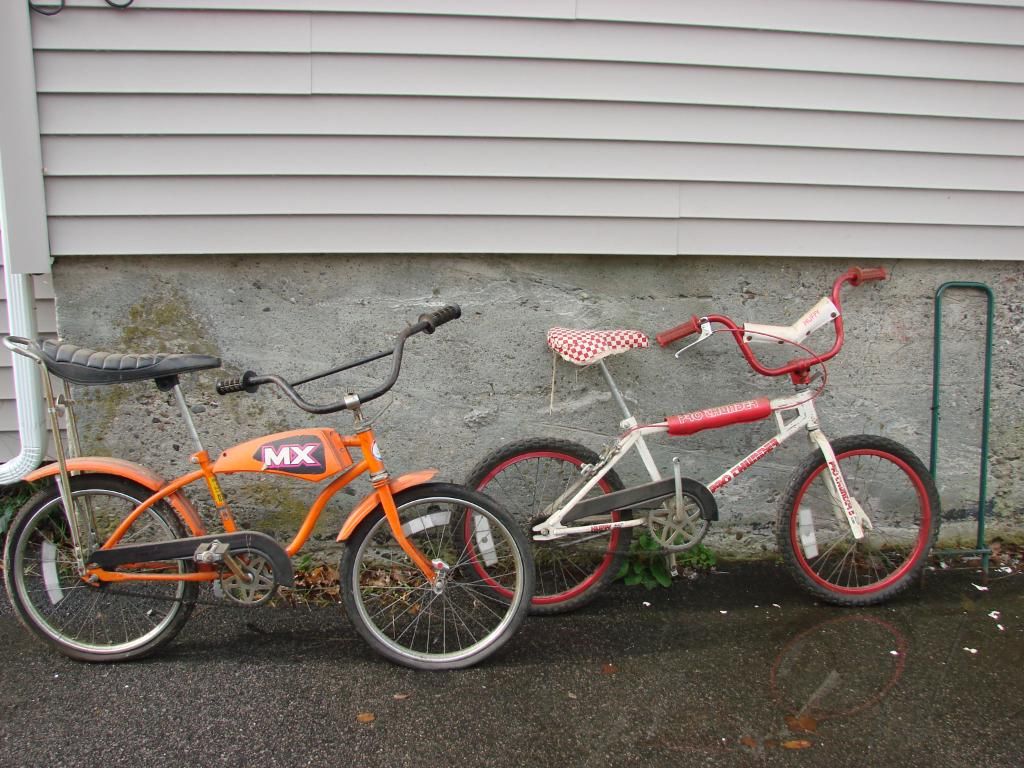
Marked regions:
[806,427,871,542]
[756,392,872,545]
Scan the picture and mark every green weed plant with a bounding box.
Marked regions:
[616,531,716,589]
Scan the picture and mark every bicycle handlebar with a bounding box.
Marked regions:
[418,304,462,333]
[656,267,886,378]
[655,315,702,347]
[215,371,259,395]
[215,304,462,414]
[847,266,887,286]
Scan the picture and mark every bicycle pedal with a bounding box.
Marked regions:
[194,540,231,564]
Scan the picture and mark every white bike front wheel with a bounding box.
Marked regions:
[777,435,939,606]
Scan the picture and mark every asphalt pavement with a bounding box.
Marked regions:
[1,561,1021,768]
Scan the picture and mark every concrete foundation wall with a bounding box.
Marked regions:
[51,254,1023,558]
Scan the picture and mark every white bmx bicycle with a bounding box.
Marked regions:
[467,267,940,614]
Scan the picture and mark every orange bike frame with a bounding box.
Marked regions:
[25,426,439,585]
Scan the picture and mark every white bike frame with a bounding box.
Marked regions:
[533,358,870,547]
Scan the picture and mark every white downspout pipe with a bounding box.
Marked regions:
[0,266,46,485]
[0,0,52,483]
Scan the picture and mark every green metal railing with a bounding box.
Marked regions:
[929,281,995,574]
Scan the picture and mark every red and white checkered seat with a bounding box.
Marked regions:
[546,327,650,366]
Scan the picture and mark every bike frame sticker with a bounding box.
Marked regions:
[709,437,781,492]
[254,436,326,474]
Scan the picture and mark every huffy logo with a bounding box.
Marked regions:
[254,437,325,474]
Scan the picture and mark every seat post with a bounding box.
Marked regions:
[159,376,206,455]
[595,359,634,421]
[596,358,662,481]
[60,379,83,460]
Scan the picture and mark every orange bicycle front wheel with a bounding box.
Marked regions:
[340,483,533,670]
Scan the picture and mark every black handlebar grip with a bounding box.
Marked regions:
[216,370,260,395]
[418,304,462,334]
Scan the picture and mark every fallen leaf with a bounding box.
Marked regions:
[781,739,813,750]
[785,714,819,733]
[567,692,578,700]
[763,739,779,750]
[601,663,618,675]
[739,736,760,749]
[357,712,376,723]
[392,693,411,701]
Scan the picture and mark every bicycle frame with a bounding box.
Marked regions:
[534,360,868,543]
[20,381,441,585]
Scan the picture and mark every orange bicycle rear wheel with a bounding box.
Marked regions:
[4,475,197,661]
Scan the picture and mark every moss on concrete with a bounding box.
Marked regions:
[118,289,220,356]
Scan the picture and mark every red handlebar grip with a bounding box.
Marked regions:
[656,315,701,347]
[850,267,887,285]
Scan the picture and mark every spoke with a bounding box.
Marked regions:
[813,529,851,564]
[450,567,520,588]
[365,582,433,623]
[446,582,511,618]
[825,543,858,587]
[440,590,483,645]
[376,585,432,641]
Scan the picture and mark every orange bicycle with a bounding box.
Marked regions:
[2,306,533,670]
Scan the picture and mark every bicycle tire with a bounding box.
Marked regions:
[340,483,533,670]
[4,475,197,662]
[777,435,940,606]
[466,438,630,615]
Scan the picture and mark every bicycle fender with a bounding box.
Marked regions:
[22,457,206,536]
[336,469,438,542]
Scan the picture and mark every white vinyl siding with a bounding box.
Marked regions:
[31,0,1024,259]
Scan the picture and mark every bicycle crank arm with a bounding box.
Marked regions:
[562,477,718,525]
[87,531,295,587]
